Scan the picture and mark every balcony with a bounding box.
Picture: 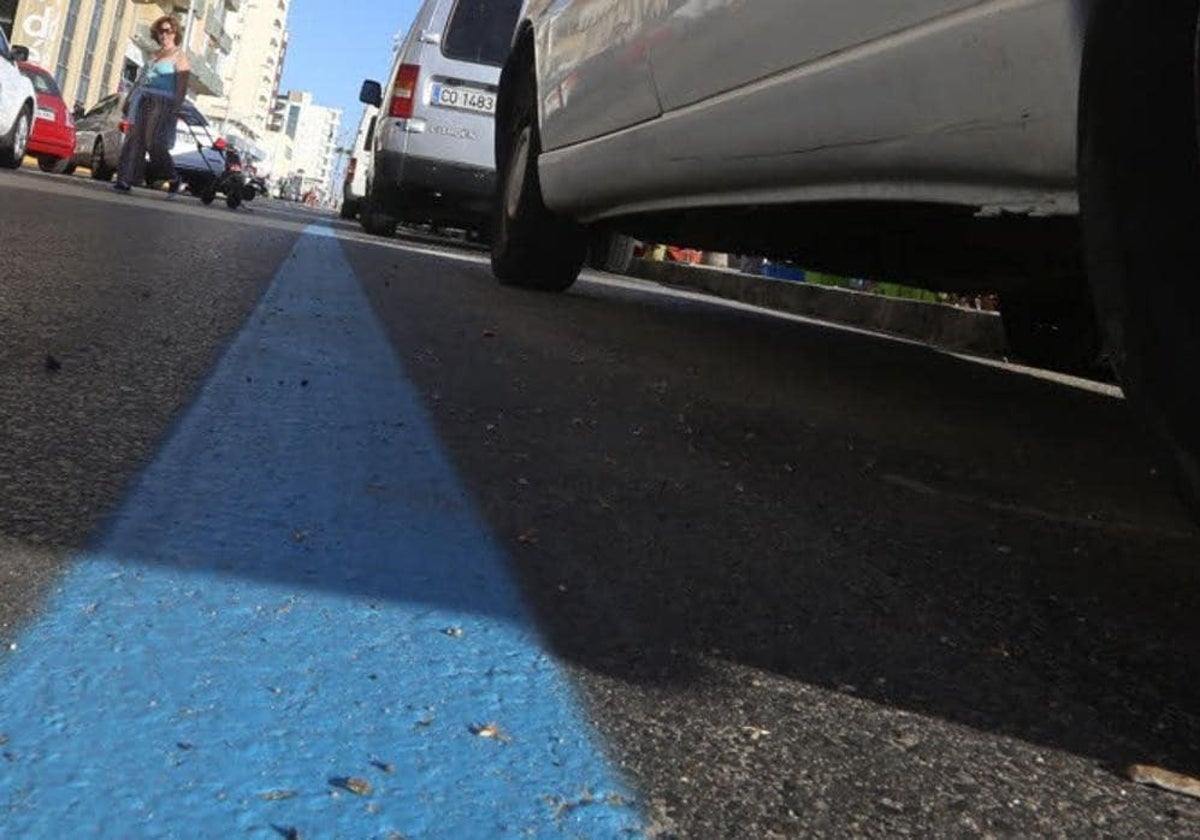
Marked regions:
[131,1,215,20]
[204,12,232,52]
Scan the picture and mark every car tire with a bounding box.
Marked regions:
[200,185,216,206]
[0,107,31,169]
[226,188,242,210]
[1080,1,1200,516]
[999,278,1104,376]
[339,199,358,220]
[62,162,77,176]
[37,155,66,173]
[361,194,397,237]
[90,139,112,181]
[491,46,586,292]
[586,231,638,275]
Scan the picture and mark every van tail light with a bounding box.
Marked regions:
[345,157,357,184]
[389,64,421,119]
[119,119,130,133]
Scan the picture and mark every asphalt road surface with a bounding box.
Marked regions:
[2,167,1199,838]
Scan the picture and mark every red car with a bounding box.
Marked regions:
[17,61,76,173]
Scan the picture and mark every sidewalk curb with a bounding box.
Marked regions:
[625,258,1010,359]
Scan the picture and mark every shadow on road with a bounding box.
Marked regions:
[345,240,1200,779]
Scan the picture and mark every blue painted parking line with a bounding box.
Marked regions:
[0,226,642,837]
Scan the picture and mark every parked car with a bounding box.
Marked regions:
[17,60,76,173]
[340,105,376,220]
[166,106,233,195]
[356,0,522,238]
[69,92,124,180]
[0,30,36,168]
[69,92,223,187]
[493,4,1200,518]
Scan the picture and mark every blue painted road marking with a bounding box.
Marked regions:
[0,226,642,837]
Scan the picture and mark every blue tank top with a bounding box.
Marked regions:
[144,59,177,95]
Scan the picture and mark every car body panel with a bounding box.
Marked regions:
[645,0,980,112]
[19,61,75,160]
[344,107,377,206]
[533,0,661,151]
[520,0,1085,222]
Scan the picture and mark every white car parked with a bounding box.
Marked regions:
[0,30,36,168]
[340,105,376,220]
[492,3,1200,518]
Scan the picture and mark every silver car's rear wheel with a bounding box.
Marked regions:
[90,138,113,181]
[1080,1,1200,516]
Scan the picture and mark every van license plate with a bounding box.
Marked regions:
[431,84,495,116]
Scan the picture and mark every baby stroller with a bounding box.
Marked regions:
[174,107,248,209]
[201,137,247,210]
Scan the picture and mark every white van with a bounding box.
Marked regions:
[340,106,377,220]
[357,0,521,239]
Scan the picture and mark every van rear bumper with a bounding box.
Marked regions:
[374,151,495,224]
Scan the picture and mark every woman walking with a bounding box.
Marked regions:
[114,15,190,193]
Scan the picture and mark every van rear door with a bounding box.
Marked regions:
[402,0,522,171]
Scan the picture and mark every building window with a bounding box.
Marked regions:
[76,0,106,107]
[55,0,83,94]
[286,104,300,138]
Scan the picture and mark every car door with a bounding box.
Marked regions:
[646,0,982,112]
[535,0,661,151]
[0,28,19,130]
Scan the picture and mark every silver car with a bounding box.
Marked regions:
[492,3,1200,518]
[69,92,124,181]
[357,0,522,238]
[70,93,224,187]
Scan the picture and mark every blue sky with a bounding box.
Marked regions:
[280,0,422,145]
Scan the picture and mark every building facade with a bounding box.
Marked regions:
[2,0,235,110]
[263,89,340,199]
[195,0,288,143]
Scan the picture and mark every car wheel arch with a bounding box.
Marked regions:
[1078,0,1200,515]
[496,24,537,168]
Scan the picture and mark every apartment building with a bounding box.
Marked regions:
[195,0,289,142]
[263,89,340,198]
[2,0,235,111]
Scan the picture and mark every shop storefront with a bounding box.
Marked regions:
[5,1,65,69]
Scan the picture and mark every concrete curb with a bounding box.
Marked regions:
[625,258,1010,359]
